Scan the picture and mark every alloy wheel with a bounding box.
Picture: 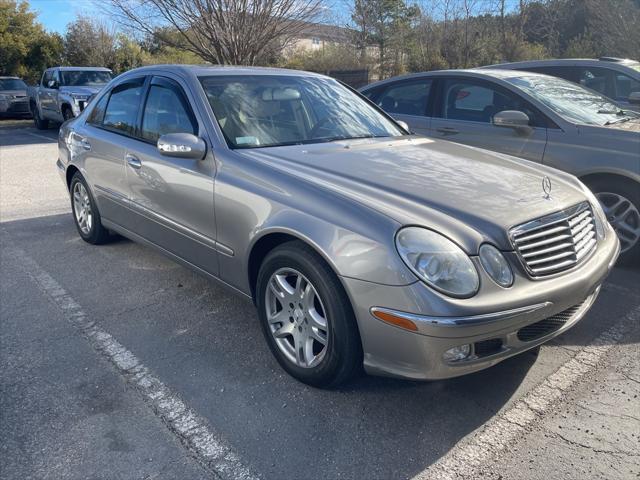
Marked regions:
[72,182,93,235]
[265,268,329,368]
[596,191,640,253]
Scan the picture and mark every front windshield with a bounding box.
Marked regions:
[504,74,637,126]
[199,75,405,148]
[0,78,28,90]
[61,70,113,87]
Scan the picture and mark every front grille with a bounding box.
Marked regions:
[510,202,597,277]
[517,302,583,342]
[8,102,29,113]
[474,338,503,358]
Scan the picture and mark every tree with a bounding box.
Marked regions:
[350,0,419,78]
[0,0,63,83]
[64,17,117,68]
[105,0,324,65]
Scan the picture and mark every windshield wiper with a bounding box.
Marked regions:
[326,134,390,142]
[605,116,633,125]
[597,108,625,115]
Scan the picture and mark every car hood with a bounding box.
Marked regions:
[59,85,104,96]
[241,136,588,253]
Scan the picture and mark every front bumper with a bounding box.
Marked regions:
[0,98,30,116]
[343,230,620,380]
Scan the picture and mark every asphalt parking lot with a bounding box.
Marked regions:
[1,119,639,480]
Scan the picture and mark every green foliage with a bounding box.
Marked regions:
[0,0,63,83]
[563,33,598,59]
[281,44,369,73]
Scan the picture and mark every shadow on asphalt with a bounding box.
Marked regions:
[2,213,638,480]
[0,122,58,147]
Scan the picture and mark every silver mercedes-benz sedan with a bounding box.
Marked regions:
[57,65,620,387]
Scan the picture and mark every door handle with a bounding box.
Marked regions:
[126,154,142,169]
[80,138,91,151]
[436,127,459,135]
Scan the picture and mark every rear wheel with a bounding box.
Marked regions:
[32,104,48,130]
[70,172,111,245]
[62,105,74,121]
[256,241,362,387]
[586,178,640,265]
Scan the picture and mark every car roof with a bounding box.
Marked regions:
[50,66,113,72]
[360,68,549,90]
[482,58,640,69]
[0,76,22,79]
[120,64,327,79]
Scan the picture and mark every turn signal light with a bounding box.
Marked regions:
[371,309,419,332]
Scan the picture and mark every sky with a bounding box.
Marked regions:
[28,0,354,34]
[29,0,114,33]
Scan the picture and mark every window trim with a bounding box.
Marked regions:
[137,75,199,146]
[434,76,555,129]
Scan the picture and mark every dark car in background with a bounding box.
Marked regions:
[360,69,640,262]
[0,76,31,118]
[484,58,640,112]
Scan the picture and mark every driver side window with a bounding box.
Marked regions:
[440,79,541,126]
[141,81,197,143]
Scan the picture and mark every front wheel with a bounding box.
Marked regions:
[256,241,362,387]
[588,179,640,265]
[70,172,112,245]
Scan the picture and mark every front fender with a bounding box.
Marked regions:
[247,208,416,288]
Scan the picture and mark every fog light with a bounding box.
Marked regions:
[443,344,471,362]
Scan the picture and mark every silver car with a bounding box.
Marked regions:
[57,66,620,387]
[361,69,640,262]
[0,76,31,118]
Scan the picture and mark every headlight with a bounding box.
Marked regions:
[0,93,9,101]
[395,227,479,298]
[479,244,513,287]
[578,182,607,240]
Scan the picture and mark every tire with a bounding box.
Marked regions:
[256,241,363,387]
[32,104,49,130]
[585,178,640,266]
[69,172,112,245]
[62,105,74,121]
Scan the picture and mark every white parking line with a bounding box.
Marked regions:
[411,305,638,480]
[25,131,57,142]
[9,246,259,480]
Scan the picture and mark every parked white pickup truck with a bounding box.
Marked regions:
[29,66,113,129]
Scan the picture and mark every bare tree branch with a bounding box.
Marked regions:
[105,0,324,65]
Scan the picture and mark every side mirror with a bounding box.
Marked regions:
[396,120,411,133]
[47,80,58,89]
[157,133,206,160]
[629,91,640,105]
[493,110,531,131]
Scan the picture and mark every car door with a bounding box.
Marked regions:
[79,77,147,228]
[430,77,548,162]
[39,70,55,115]
[124,75,218,275]
[369,78,433,135]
